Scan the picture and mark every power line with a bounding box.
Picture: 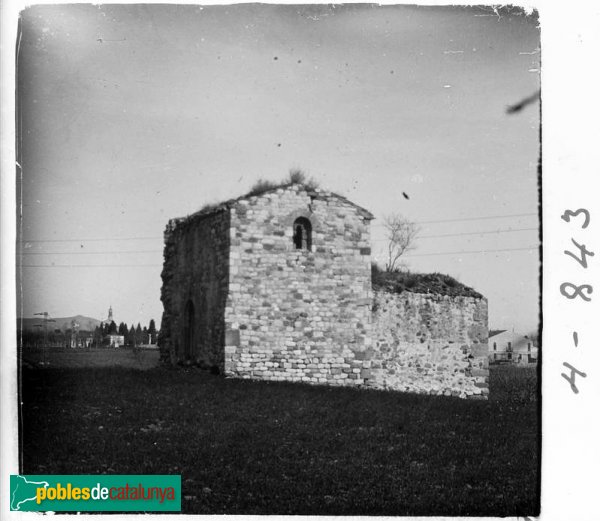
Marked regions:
[18,212,539,243]
[372,226,538,241]
[21,245,538,267]
[372,212,538,227]
[418,227,538,239]
[413,212,538,225]
[403,246,537,258]
[21,227,539,251]
[18,228,539,260]
[19,236,162,243]
[20,250,162,256]
[21,264,160,268]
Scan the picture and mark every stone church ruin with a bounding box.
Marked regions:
[159,183,489,398]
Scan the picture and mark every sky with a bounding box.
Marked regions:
[16,4,540,332]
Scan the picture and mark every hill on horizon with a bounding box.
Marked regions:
[18,315,103,332]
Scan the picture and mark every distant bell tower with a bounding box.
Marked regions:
[108,306,113,323]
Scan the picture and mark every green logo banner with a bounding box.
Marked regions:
[10,475,181,512]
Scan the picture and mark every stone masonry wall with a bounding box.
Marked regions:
[223,185,373,386]
[159,183,489,399]
[369,290,489,398]
[159,210,230,368]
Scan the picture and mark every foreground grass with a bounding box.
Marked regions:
[21,365,539,516]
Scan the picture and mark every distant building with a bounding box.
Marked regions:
[69,331,93,348]
[102,306,115,326]
[105,334,125,348]
[67,318,93,348]
[489,330,538,365]
[101,306,122,347]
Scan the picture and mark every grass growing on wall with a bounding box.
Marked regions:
[247,169,320,197]
[371,263,483,298]
[21,363,538,516]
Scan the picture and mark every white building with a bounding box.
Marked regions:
[489,330,538,365]
[106,334,125,348]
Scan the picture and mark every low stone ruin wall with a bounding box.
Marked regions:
[367,290,489,399]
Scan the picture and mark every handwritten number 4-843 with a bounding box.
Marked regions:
[560,208,593,395]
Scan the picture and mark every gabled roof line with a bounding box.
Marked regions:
[173,183,375,224]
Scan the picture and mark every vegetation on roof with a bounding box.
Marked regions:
[371,263,483,298]
[191,170,319,216]
[196,201,222,214]
[176,168,373,227]
[247,179,285,197]
[288,168,319,190]
[247,168,319,197]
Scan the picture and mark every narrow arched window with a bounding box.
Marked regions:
[293,217,312,251]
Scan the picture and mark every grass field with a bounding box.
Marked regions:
[21,346,160,370]
[20,352,539,516]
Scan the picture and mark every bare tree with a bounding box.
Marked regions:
[383,213,419,272]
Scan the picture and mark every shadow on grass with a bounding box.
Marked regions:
[21,365,539,516]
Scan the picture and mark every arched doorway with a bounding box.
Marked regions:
[183,300,195,360]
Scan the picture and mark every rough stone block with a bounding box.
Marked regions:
[225,329,240,347]
[470,343,489,357]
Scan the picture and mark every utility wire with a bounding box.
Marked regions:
[20,250,162,256]
[21,245,538,267]
[19,236,162,243]
[19,225,540,252]
[418,227,538,239]
[372,212,538,227]
[371,226,538,242]
[403,246,537,258]
[22,264,160,268]
[18,212,539,243]
[20,227,539,252]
